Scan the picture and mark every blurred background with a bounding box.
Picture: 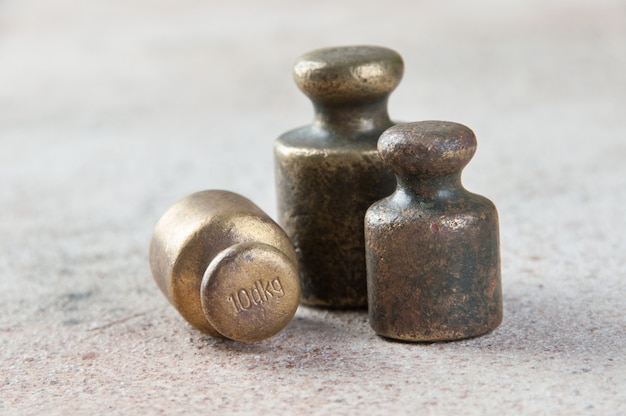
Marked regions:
[2,0,624,205]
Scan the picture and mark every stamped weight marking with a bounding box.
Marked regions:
[227,277,285,314]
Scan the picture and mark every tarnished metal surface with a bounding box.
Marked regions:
[365,121,502,341]
[149,190,300,342]
[275,45,403,308]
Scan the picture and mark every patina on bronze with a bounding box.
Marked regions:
[275,45,403,308]
[149,190,300,342]
[365,121,502,341]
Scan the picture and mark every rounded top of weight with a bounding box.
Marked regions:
[200,242,301,343]
[378,121,477,177]
[293,45,404,105]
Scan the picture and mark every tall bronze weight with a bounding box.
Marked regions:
[365,121,503,341]
[275,46,403,308]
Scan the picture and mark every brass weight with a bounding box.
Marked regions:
[275,45,403,308]
[149,190,301,342]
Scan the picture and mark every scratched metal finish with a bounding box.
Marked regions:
[365,121,502,341]
[149,190,300,342]
[275,45,403,308]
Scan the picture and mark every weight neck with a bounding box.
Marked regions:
[395,173,464,201]
[311,99,392,136]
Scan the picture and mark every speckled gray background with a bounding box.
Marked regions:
[1,0,625,414]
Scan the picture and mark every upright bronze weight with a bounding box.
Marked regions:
[365,121,503,341]
[275,45,403,308]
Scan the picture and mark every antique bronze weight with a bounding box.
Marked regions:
[365,121,503,341]
[275,45,403,308]
[149,190,301,342]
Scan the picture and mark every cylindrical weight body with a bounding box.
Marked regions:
[149,190,300,342]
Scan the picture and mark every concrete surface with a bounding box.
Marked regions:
[1,0,625,414]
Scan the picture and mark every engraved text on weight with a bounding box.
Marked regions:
[227,278,285,314]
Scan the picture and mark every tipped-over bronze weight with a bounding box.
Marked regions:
[275,45,402,308]
[365,121,503,342]
[149,190,301,343]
